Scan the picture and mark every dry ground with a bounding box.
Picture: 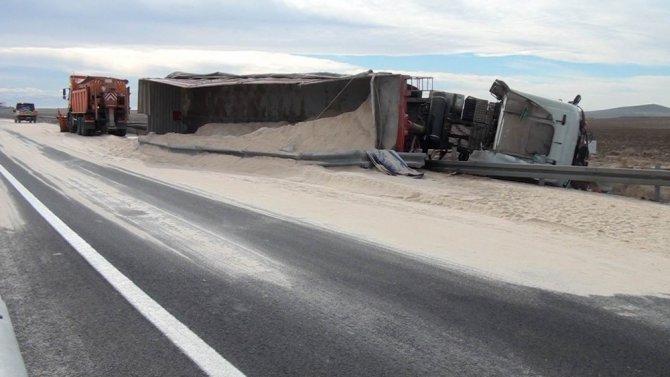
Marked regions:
[587,117,670,201]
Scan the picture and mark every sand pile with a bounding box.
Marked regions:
[195,121,289,137]
[144,97,376,153]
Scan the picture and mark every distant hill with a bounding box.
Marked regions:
[587,104,670,119]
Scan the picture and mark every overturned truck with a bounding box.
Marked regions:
[138,72,591,167]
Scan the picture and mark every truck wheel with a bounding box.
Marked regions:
[116,130,127,137]
[77,117,85,135]
[458,150,470,161]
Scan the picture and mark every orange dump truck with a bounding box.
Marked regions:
[58,75,129,136]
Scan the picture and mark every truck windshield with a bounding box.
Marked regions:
[17,104,35,111]
[496,96,554,158]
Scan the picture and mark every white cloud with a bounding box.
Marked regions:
[0,87,53,96]
[0,87,63,108]
[0,47,362,78]
[280,0,670,65]
[3,1,669,65]
[0,47,365,108]
[400,70,670,110]
[1,1,669,109]
[2,45,669,109]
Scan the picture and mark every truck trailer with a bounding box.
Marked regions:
[59,75,130,136]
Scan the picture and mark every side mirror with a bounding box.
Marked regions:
[569,94,581,106]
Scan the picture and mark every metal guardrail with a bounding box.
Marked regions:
[37,115,58,124]
[126,122,148,130]
[139,139,372,167]
[135,138,669,189]
[397,152,429,169]
[425,160,670,187]
[35,116,148,130]
[138,138,427,169]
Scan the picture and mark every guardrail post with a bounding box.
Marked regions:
[655,163,662,202]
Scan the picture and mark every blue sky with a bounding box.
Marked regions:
[1,0,669,111]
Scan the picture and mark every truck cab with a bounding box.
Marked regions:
[402,79,591,167]
[474,80,589,166]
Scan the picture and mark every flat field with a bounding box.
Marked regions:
[588,117,670,201]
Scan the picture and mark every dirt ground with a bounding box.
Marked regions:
[587,117,670,201]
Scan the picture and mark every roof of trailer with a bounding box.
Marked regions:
[140,71,400,88]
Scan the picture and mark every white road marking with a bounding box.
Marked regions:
[0,164,246,377]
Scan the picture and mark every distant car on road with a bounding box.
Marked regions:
[14,103,38,123]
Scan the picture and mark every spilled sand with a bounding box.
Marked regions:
[1,116,669,298]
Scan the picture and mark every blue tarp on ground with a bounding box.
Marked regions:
[366,150,424,178]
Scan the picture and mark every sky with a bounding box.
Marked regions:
[1,0,669,111]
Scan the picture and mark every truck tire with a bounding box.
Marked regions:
[69,117,77,133]
[116,129,127,137]
[426,93,448,149]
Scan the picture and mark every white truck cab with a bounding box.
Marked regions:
[470,80,591,166]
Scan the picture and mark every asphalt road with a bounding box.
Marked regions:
[1,134,669,376]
